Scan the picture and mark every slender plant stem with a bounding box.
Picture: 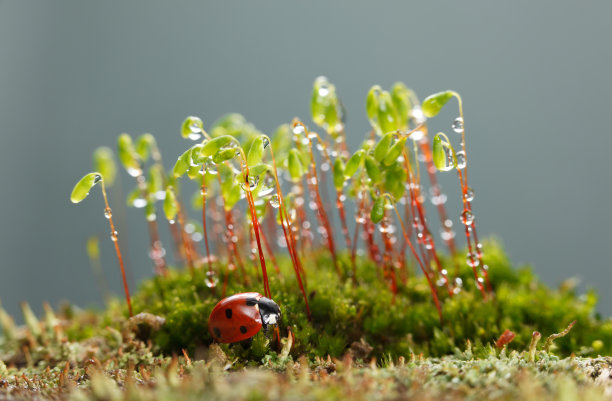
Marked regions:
[100,182,133,317]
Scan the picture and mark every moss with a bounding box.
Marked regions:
[105,239,612,362]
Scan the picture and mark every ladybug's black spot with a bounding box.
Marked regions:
[225,308,233,319]
[240,326,248,334]
[245,298,257,306]
[213,327,221,338]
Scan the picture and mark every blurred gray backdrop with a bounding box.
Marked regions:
[1,1,611,319]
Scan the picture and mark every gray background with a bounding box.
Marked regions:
[1,1,611,319]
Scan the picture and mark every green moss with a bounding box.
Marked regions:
[113,239,612,362]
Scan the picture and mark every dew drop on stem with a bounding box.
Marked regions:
[460,210,474,225]
[104,207,113,219]
[456,151,467,170]
[452,117,464,134]
[292,125,305,137]
[205,271,218,288]
[464,187,475,202]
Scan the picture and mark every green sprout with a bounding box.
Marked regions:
[70,172,133,317]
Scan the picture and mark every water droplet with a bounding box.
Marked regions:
[440,229,456,241]
[430,193,447,206]
[466,252,480,267]
[205,271,219,288]
[269,194,281,209]
[355,212,366,224]
[460,210,474,225]
[412,106,426,124]
[258,175,275,197]
[262,137,270,149]
[240,175,259,191]
[110,230,118,241]
[127,167,143,178]
[452,117,464,134]
[456,151,466,170]
[423,234,434,249]
[410,130,425,142]
[146,212,156,222]
[443,219,453,228]
[436,278,447,287]
[464,187,475,202]
[93,174,103,184]
[292,124,305,137]
[318,85,330,97]
[104,208,113,219]
[132,198,147,208]
[204,158,218,175]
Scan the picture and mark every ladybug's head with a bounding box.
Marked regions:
[257,297,281,329]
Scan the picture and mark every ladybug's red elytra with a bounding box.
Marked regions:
[208,292,281,344]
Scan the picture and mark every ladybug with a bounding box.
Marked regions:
[208,292,281,344]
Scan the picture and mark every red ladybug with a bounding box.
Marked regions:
[208,292,281,344]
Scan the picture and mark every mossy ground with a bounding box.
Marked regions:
[1,240,612,400]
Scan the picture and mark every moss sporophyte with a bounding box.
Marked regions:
[62,77,612,363]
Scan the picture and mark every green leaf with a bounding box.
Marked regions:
[117,134,141,175]
[377,91,399,135]
[365,155,381,184]
[201,135,235,157]
[432,133,456,172]
[147,165,163,196]
[344,149,365,178]
[391,82,412,130]
[287,149,304,182]
[136,133,156,162]
[370,195,385,224]
[383,137,408,166]
[163,186,178,221]
[212,148,237,164]
[187,163,202,180]
[271,124,291,157]
[92,147,117,187]
[126,187,142,208]
[247,136,264,166]
[173,148,192,178]
[311,76,341,133]
[222,183,241,211]
[333,158,345,190]
[181,116,203,139]
[374,133,393,162]
[422,91,454,118]
[70,172,102,203]
[249,163,270,178]
[86,236,100,261]
[190,144,206,165]
[366,85,381,122]
[145,201,156,222]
